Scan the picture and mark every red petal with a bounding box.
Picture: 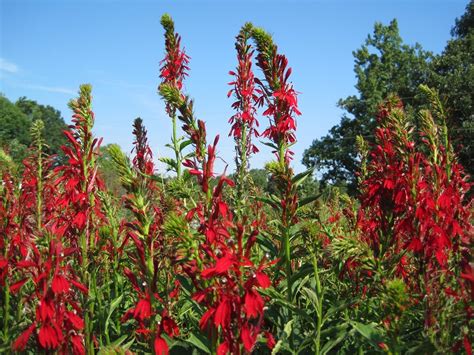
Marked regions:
[464,334,472,355]
[70,279,88,294]
[215,255,233,274]
[266,331,276,349]
[199,308,215,330]
[72,211,87,229]
[214,299,230,328]
[256,272,271,289]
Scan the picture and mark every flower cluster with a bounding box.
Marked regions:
[159,13,190,114]
[252,29,301,162]
[228,23,260,159]
[356,93,473,351]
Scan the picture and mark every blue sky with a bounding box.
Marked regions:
[0,0,468,174]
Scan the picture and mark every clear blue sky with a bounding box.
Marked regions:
[0,0,468,174]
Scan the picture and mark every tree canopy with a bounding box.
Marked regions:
[0,95,68,167]
[303,3,474,192]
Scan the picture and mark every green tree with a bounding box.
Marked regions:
[302,20,432,192]
[15,97,68,158]
[0,94,31,164]
[430,0,474,177]
[0,95,68,167]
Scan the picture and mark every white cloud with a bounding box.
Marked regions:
[0,58,19,73]
[23,84,76,95]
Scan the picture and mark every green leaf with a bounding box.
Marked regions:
[254,196,280,210]
[160,157,177,170]
[272,319,294,355]
[261,141,278,150]
[105,294,123,338]
[109,335,129,347]
[297,193,322,209]
[179,139,193,151]
[185,333,211,354]
[289,262,313,285]
[291,168,314,187]
[256,232,278,256]
[320,324,349,354]
[350,321,386,348]
[301,286,320,314]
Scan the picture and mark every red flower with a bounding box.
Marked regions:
[38,324,61,349]
[241,324,257,352]
[266,331,276,349]
[244,289,264,319]
[71,334,85,355]
[72,211,87,229]
[161,314,180,337]
[201,254,234,278]
[52,274,70,294]
[12,323,36,351]
[66,311,84,330]
[133,296,152,321]
[154,336,169,355]
[217,341,230,355]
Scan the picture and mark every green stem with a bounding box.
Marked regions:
[278,140,285,169]
[171,112,182,179]
[283,226,294,351]
[313,253,323,355]
[3,284,9,344]
[284,227,292,302]
[236,124,248,208]
[36,148,43,229]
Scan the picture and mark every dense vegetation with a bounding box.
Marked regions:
[0,6,472,355]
